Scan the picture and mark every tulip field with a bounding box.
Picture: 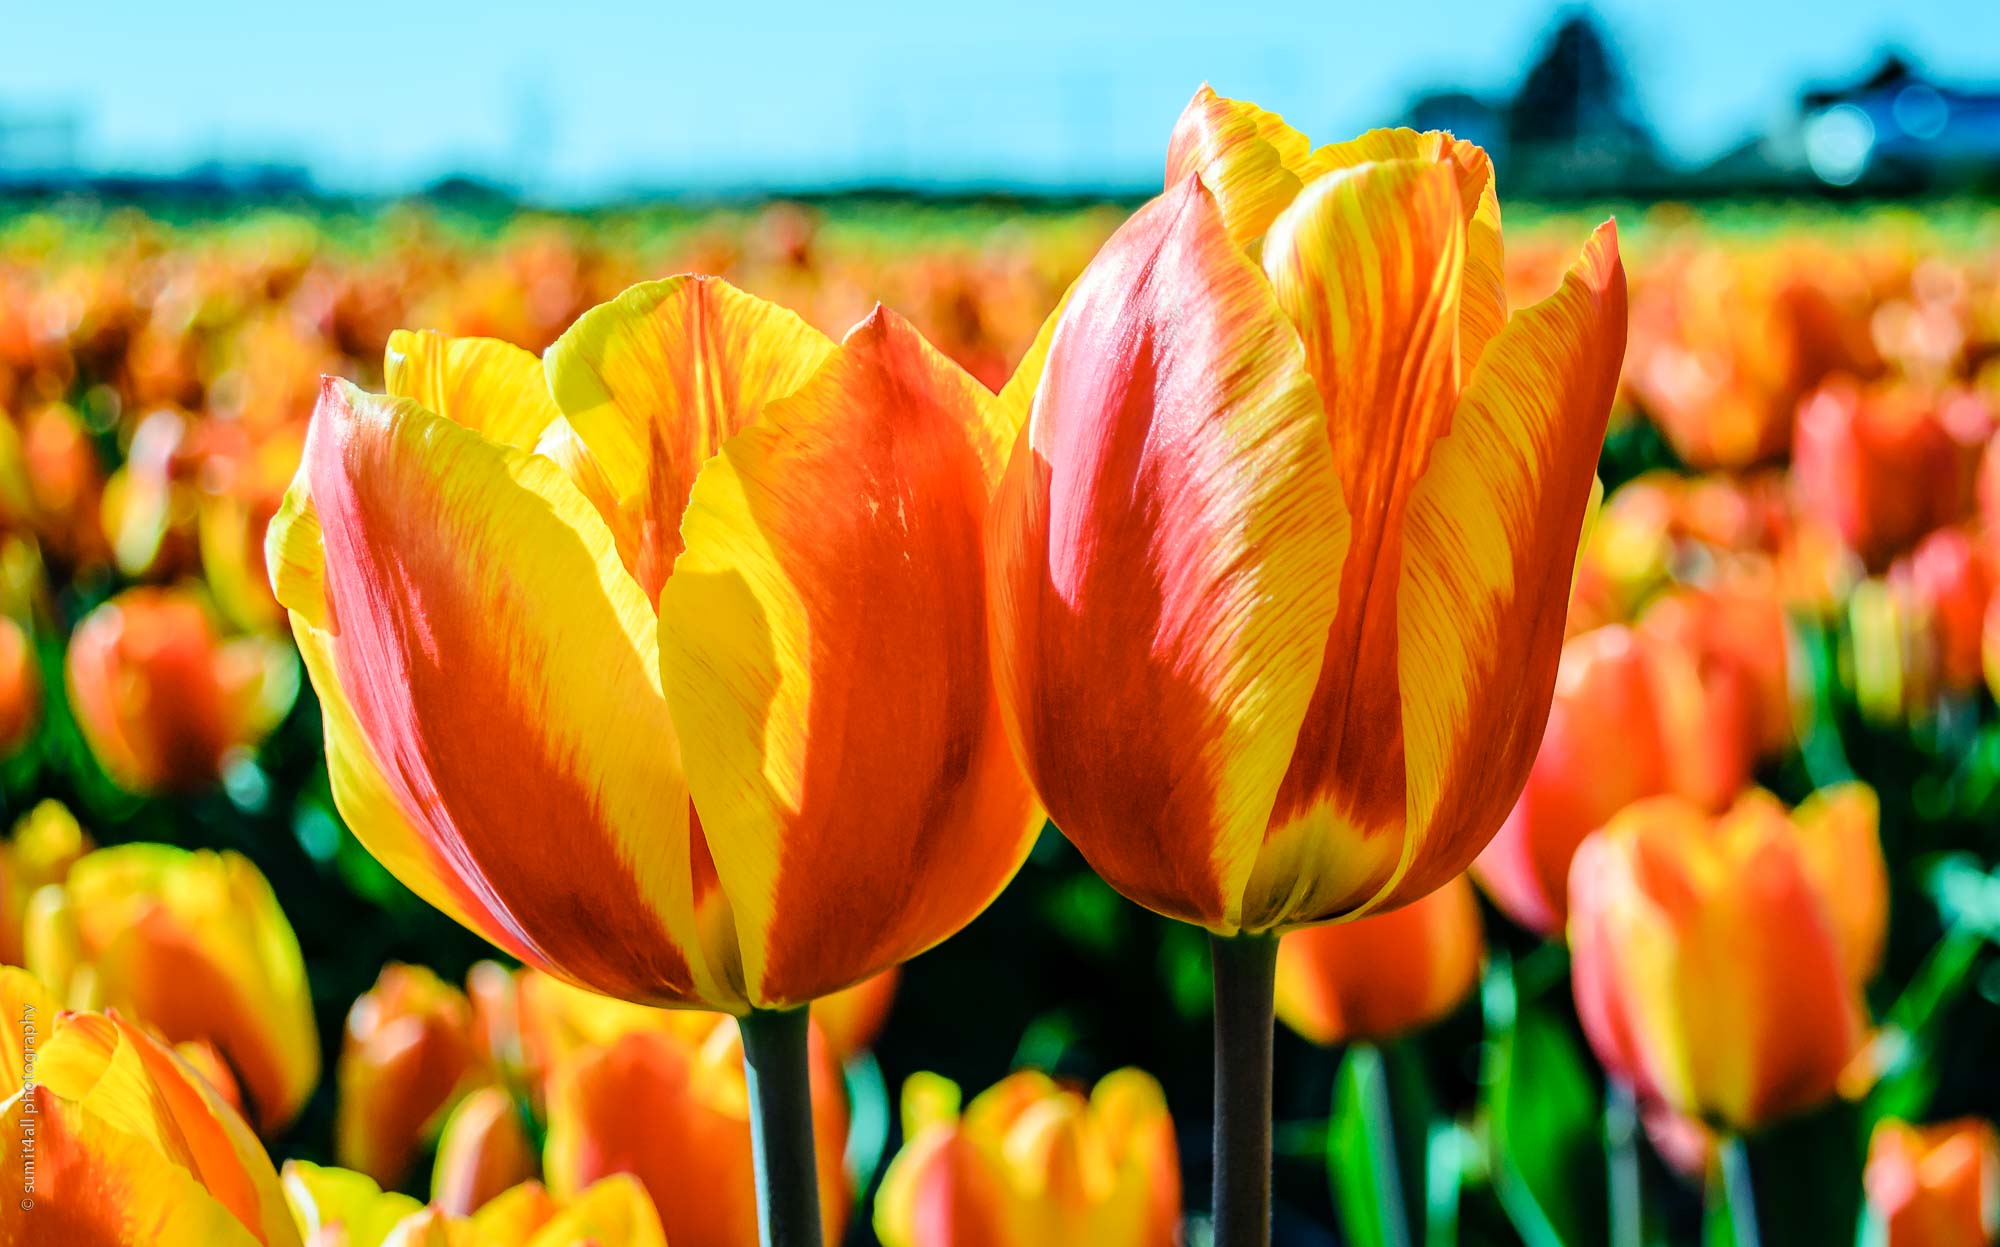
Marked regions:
[2,97,2000,1247]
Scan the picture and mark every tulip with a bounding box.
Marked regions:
[1866,1118,2000,1247]
[0,967,303,1247]
[0,613,40,758]
[0,798,90,964]
[337,963,483,1187]
[874,1068,1179,1247]
[1889,528,1995,694]
[1273,874,1481,1046]
[541,1014,849,1247]
[432,1086,539,1217]
[63,586,297,793]
[284,1161,424,1247]
[1792,379,1988,569]
[1568,784,1884,1133]
[269,287,1039,1242]
[285,1162,664,1247]
[24,843,320,1134]
[983,87,1624,1243]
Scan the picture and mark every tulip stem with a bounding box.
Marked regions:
[1717,1135,1762,1247]
[1211,930,1279,1247]
[1605,1080,1642,1247]
[739,1007,823,1247]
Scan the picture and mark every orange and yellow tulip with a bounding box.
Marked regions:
[1568,785,1884,1131]
[541,1013,849,1246]
[284,1162,664,1247]
[0,799,90,964]
[431,1087,538,1218]
[1274,873,1481,1046]
[986,86,1626,933]
[0,614,39,758]
[266,284,1039,1012]
[1889,528,1995,695]
[337,963,483,1188]
[1866,1118,2000,1247]
[0,967,303,1247]
[63,586,296,794]
[874,1068,1179,1247]
[23,843,319,1135]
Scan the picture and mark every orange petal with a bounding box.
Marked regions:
[660,308,1038,1005]
[1374,221,1626,912]
[988,175,1346,932]
[543,276,836,599]
[1252,159,1465,927]
[1303,128,1506,373]
[271,380,728,1009]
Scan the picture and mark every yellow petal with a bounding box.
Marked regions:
[543,276,836,599]
[383,330,562,452]
[1163,85,1316,246]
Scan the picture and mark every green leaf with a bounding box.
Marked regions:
[1328,1042,1439,1247]
[1482,959,1608,1247]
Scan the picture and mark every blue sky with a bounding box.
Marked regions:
[4,0,1996,197]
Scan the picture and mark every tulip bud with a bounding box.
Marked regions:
[1274,875,1482,1045]
[0,969,303,1247]
[875,1068,1180,1247]
[1866,1118,2000,1247]
[63,586,297,793]
[0,798,90,964]
[432,1086,538,1217]
[543,1015,849,1247]
[1889,528,1996,694]
[0,613,40,759]
[337,963,483,1187]
[24,842,320,1134]
[1568,786,1885,1131]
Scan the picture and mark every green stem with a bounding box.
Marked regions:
[1211,931,1279,1247]
[1718,1135,1762,1247]
[738,1007,823,1247]
[1353,1044,1413,1247]
[1605,1080,1642,1247]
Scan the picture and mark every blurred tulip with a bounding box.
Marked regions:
[1568,785,1884,1131]
[0,967,303,1247]
[541,1014,849,1246]
[1890,528,1996,694]
[18,401,108,568]
[286,1161,660,1247]
[24,842,319,1134]
[432,1086,538,1217]
[283,1161,424,1247]
[0,798,90,964]
[0,613,40,758]
[63,586,297,793]
[1866,1118,2000,1247]
[1793,379,1989,569]
[810,967,899,1063]
[266,293,1038,1014]
[1635,583,1794,766]
[1274,874,1482,1044]
[874,1068,1179,1247]
[987,87,1626,933]
[337,963,483,1187]
[1850,575,1941,727]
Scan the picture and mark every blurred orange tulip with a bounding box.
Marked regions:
[1568,785,1884,1131]
[986,87,1625,932]
[0,799,90,965]
[1889,527,1996,694]
[63,586,296,793]
[541,1014,849,1247]
[874,1069,1179,1247]
[432,1086,539,1218]
[810,967,899,1064]
[24,843,320,1134]
[284,1161,665,1247]
[337,963,483,1188]
[267,288,1038,1012]
[1274,874,1482,1045]
[0,614,39,758]
[1866,1118,2000,1247]
[1792,379,1989,569]
[0,967,304,1247]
